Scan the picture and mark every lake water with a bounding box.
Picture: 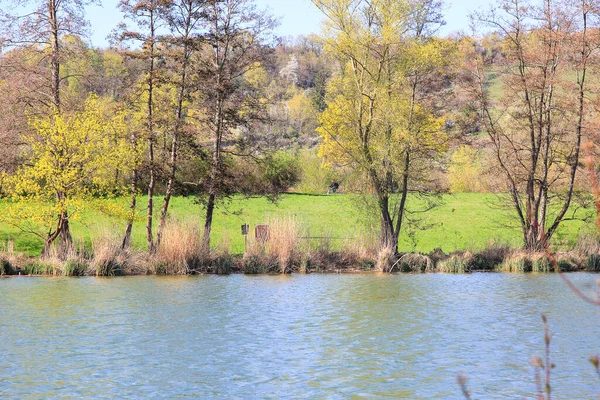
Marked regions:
[1,273,600,399]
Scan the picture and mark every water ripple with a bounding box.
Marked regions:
[1,274,600,398]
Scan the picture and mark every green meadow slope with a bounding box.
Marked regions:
[0,193,593,256]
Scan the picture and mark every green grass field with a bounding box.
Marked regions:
[0,193,594,256]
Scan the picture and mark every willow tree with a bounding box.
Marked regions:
[313,0,448,252]
[469,0,600,250]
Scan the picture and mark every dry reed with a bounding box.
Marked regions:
[154,220,203,275]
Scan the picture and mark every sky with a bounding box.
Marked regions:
[85,0,494,48]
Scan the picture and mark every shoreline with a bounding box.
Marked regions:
[1,247,598,276]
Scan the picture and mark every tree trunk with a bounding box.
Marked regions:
[202,42,223,254]
[146,142,155,253]
[49,0,60,111]
[393,150,411,254]
[378,194,395,249]
[58,212,73,256]
[202,192,216,253]
[41,210,72,259]
[122,168,138,249]
[157,44,190,249]
[145,12,157,253]
[202,115,222,253]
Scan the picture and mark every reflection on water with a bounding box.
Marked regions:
[1,274,600,399]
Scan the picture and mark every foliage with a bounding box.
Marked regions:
[448,145,483,193]
[261,151,301,195]
[0,95,130,252]
[295,148,334,194]
[314,0,449,250]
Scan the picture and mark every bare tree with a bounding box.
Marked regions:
[156,0,205,249]
[469,0,600,250]
[194,0,277,252]
[116,0,165,251]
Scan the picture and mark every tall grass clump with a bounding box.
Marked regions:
[26,243,87,276]
[497,252,530,273]
[497,252,554,273]
[209,235,233,274]
[530,253,552,273]
[573,232,600,271]
[342,233,379,269]
[437,252,473,273]
[243,216,304,274]
[588,253,600,272]
[154,220,203,275]
[268,216,303,273]
[89,232,129,276]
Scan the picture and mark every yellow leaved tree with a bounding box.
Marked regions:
[313,0,449,252]
[0,95,130,257]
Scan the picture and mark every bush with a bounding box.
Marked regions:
[0,259,13,275]
[394,253,434,273]
[470,242,511,270]
[294,148,333,194]
[263,151,301,194]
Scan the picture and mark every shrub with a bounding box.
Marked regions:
[263,151,301,194]
[0,259,13,275]
[294,148,334,194]
[393,253,434,273]
[470,241,511,271]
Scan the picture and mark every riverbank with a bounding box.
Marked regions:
[2,240,599,276]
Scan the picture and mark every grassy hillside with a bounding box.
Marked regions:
[0,193,593,256]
